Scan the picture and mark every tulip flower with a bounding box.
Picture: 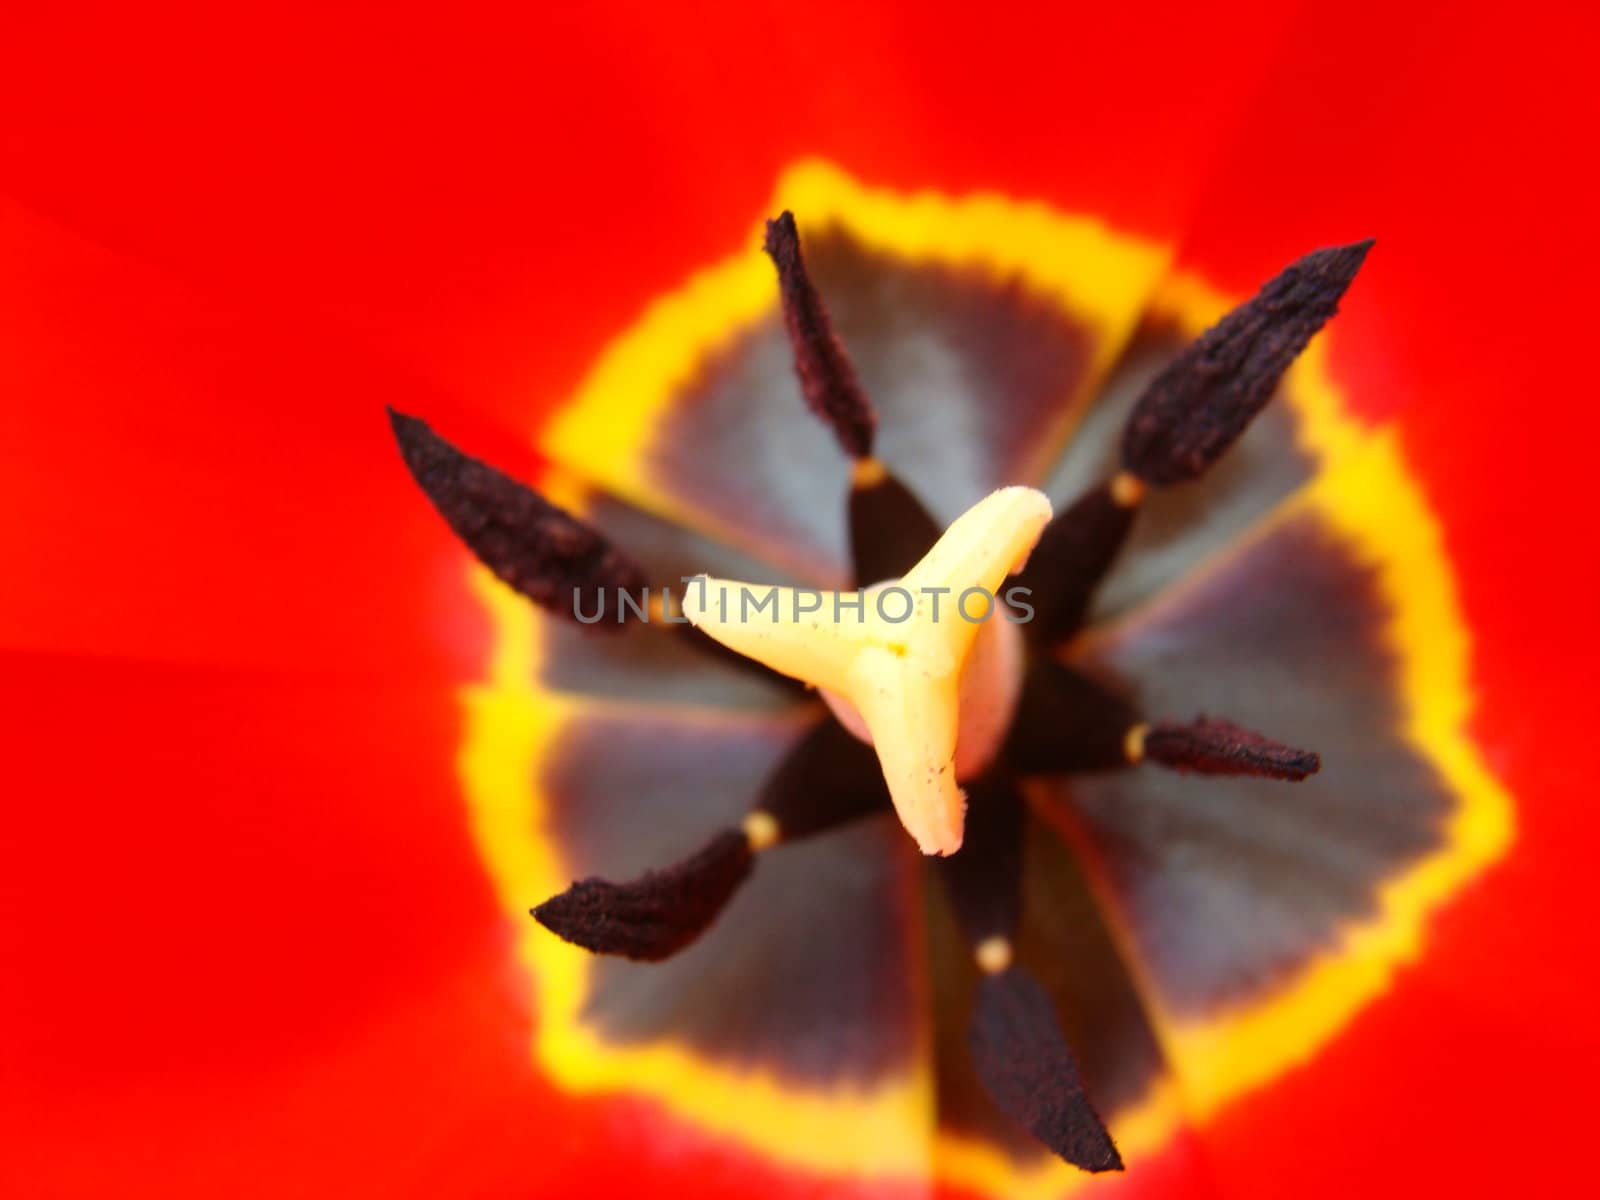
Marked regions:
[6,3,1598,1199]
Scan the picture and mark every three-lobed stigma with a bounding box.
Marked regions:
[682,486,1052,855]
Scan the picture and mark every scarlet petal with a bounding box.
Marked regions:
[0,198,489,680]
[1165,4,1600,1193]
[9,2,1598,1195]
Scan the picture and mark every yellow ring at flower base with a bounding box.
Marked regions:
[458,164,1515,1198]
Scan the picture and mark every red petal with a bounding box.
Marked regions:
[1169,3,1600,1195]
[7,0,1598,1195]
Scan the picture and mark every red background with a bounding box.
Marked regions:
[4,2,1598,1196]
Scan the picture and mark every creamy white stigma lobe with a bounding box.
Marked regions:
[680,486,1051,856]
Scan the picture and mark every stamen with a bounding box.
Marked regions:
[765,212,945,592]
[532,718,887,959]
[388,408,647,628]
[937,778,1024,946]
[970,967,1124,1173]
[684,487,1053,855]
[1122,240,1373,485]
[1002,658,1142,774]
[848,468,942,586]
[1017,241,1372,644]
[532,829,754,961]
[757,716,891,839]
[1002,662,1322,782]
[390,410,803,689]
[1010,482,1139,644]
[1139,717,1322,781]
[763,211,877,459]
[937,780,1122,1173]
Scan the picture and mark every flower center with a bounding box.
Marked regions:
[389,192,1376,1181]
[819,578,1026,783]
[681,485,1053,855]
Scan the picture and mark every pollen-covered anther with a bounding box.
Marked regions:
[531,830,754,961]
[971,967,1124,1173]
[387,408,648,628]
[682,486,1053,855]
[531,719,888,962]
[1122,239,1374,485]
[1011,241,1373,647]
[763,209,877,459]
[1142,717,1322,781]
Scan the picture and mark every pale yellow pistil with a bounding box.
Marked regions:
[681,487,1052,856]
